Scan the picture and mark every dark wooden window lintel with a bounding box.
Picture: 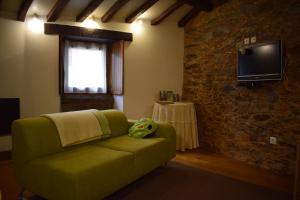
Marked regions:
[45,23,133,42]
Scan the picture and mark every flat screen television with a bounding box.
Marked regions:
[0,98,20,135]
[237,40,283,82]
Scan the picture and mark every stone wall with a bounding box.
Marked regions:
[183,0,300,175]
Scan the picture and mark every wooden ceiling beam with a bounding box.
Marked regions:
[125,0,159,23]
[101,0,129,23]
[47,0,70,22]
[184,0,213,11]
[176,0,215,27]
[177,7,200,27]
[17,0,34,21]
[76,0,105,22]
[151,0,185,25]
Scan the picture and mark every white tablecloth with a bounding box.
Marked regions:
[152,102,199,151]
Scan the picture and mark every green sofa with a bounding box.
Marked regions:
[12,109,176,200]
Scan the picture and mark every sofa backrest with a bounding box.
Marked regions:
[12,109,129,169]
[100,109,130,137]
[12,117,63,183]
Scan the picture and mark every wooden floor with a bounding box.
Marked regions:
[0,149,294,200]
[174,149,294,193]
[0,160,21,200]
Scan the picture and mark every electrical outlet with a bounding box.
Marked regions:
[270,137,277,145]
[251,36,257,44]
[244,38,250,45]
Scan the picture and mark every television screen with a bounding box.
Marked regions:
[237,40,283,81]
[0,98,20,135]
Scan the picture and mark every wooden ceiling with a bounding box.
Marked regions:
[0,0,223,27]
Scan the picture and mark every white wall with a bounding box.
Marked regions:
[22,27,60,117]
[0,17,184,150]
[99,21,184,119]
[124,24,183,119]
[0,19,24,110]
[0,18,60,149]
[0,18,60,118]
[0,19,24,151]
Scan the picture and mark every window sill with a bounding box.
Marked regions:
[60,94,114,112]
[62,93,109,97]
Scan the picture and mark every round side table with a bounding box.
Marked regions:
[152,102,199,151]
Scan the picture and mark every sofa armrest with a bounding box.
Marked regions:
[155,122,175,140]
[155,122,176,158]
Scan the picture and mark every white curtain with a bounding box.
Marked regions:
[64,40,107,94]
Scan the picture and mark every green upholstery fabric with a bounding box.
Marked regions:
[93,135,173,178]
[101,110,129,137]
[12,117,63,163]
[12,110,176,200]
[12,117,63,184]
[95,135,166,153]
[24,146,134,200]
[128,120,176,150]
[152,122,176,146]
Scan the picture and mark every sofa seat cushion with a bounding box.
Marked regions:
[24,145,134,200]
[92,135,171,177]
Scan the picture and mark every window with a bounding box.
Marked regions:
[54,25,130,111]
[59,36,124,100]
[64,40,107,94]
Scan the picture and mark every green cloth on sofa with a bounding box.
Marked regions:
[128,118,158,138]
[91,110,111,138]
